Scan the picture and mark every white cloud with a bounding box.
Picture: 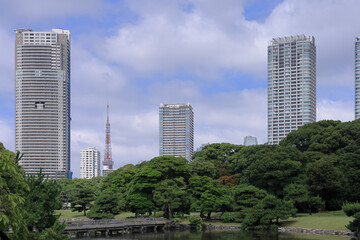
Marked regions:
[71,42,127,101]
[0,0,105,24]
[317,99,354,122]
[0,29,14,92]
[0,120,13,151]
[98,0,360,88]
[99,0,265,77]
[194,88,267,146]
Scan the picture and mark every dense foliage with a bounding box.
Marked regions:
[342,202,360,233]
[0,143,66,240]
[0,145,28,239]
[54,119,360,232]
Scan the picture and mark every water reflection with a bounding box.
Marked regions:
[79,230,355,240]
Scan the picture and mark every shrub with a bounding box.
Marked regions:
[343,202,360,217]
[221,212,245,223]
[189,215,203,227]
[342,202,360,233]
[221,212,234,223]
[87,207,114,219]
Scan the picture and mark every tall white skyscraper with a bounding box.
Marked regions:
[159,103,194,161]
[15,29,71,179]
[355,37,360,119]
[80,147,100,179]
[268,35,316,144]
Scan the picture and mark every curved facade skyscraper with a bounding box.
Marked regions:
[15,29,71,179]
[267,35,316,144]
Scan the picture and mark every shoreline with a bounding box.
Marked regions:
[60,218,357,238]
[278,227,355,238]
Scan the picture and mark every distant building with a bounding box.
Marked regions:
[15,28,71,179]
[80,147,100,179]
[244,136,258,146]
[356,37,360,119]
[159,103,194,161]
[268,35,316,144]
[196,143,209,152]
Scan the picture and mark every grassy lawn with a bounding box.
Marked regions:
[280,211,353,231]
[55,209,87,219]
[56,210,137,219]
[114,212,135,219]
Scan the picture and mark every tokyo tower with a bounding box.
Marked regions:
[102,101,114,177]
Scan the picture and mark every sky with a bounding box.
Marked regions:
[0,0,358,178]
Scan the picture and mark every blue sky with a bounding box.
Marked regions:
[0,0,358,178]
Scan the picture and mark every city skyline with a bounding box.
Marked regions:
[0,0,358,178]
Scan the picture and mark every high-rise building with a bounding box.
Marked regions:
[159,103,194,161]
[102,102,114,177]
[80,147,100,179]
[355,37,360,119]
[15,29,71,179]
[244,136,258,146]
[268,35,316,144]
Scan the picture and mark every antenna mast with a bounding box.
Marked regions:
[103,101,114,176]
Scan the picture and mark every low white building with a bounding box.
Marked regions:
[80,147,100,179]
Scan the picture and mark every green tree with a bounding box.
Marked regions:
[100,164,137,193]
[337,150,360,203]
[23,171,67,239]
[306,156,345,210]
[342,202,360,234]
[281,119,360,209]
[240,145,303,197]
[153,178,188,218]
[0,146,29,240]
[284,183,324,215]
[147,156,190,181]
[125,156,190,216]
[1,143,67,239]
[232,184,268,211]
[70,179,95,216]
[87,189,119,219]
[58,178,76,210]
[189,161,217,178]
[188,176,230,219]
[280,120,342,152]
[192,143,243,178]
[126,166,161,216]
[24,171,62,230]
[242,195,296,230]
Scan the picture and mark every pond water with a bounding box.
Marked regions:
[79,230,356,240]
